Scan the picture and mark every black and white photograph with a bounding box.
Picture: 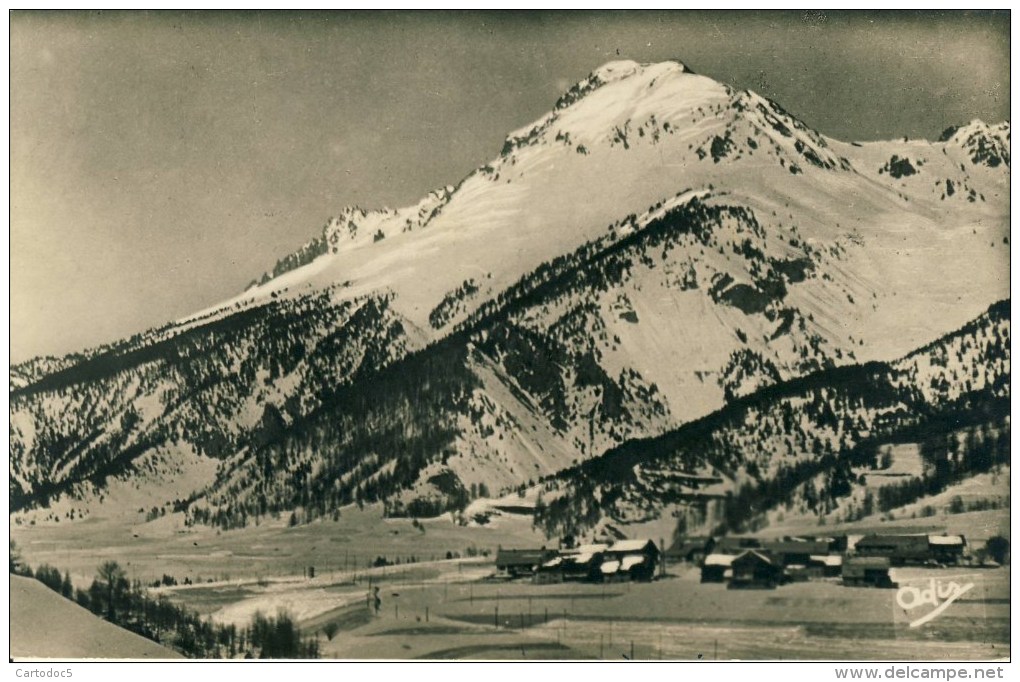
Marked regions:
[7,10,1011,665]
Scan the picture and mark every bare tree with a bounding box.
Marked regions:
[97,560,127,620]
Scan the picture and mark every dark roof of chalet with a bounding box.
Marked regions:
[844,556,892,569]
[731,549,776,566]
[667,537,714,556]
[713,536,763,553]
[495,548,554,566]
[928,534,967,547]
[855,534,929,549]
[605,538,660,555]
[762,540,831,555]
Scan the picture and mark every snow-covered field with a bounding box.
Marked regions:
[10,502,545,590]
[11,501,1008,660]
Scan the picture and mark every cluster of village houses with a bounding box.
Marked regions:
[496,533,971,590]
[496,539,662,584]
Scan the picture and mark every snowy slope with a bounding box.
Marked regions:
[11,575,184,659]
[198,61,1003,348]
[533,299,1009,538]
[191,60,1006,388]
[10,60,1010,525]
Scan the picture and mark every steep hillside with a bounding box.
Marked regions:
[533,300,1009,539]
[10,575,183,659]
[10,60,1009,526]
[10,288,412,514]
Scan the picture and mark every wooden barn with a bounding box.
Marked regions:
[762,539,831,568]
[854,534,931,566]
[560,544,608,582]
[713,536,762,554]
[842,556,896,588]
[598,558,628,583]
[603,539,661,581]
[667,536,715,564]
[729,550,782,589]
[495,548,556,578]
[826,536,850,553]
[700,553,735,583]
[532,556,565,584]
[807,554,843,578]
[928,535,967,564]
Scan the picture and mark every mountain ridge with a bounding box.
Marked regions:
[9,60,1009,531]
[178,60,1008,334]
[532,298,1009,539]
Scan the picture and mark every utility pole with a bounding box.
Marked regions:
[659,537,666,578]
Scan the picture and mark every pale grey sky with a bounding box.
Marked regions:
[10,10,1010,362]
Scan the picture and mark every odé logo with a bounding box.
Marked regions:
[895,578,974,627]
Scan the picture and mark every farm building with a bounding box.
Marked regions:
[598,558,627,582]
[928,535,967,564]
[826,536,850,553]
[700,553,735,583]
[610,553,654,581]
[761,540,831,567]
[560,544,608,582]
[807,554,843,578]
[561,542,610,557]
[842,556,896,588]
[854,534,931,565]
[667,536,715,564]
[495,548,557,577]
[713,536,762,554]
[533,557,565,584]
[729,550,782,589]
[603,539,661,581]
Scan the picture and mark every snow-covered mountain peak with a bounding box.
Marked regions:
[553,60,688,110]
[11,57,1011,531]
[504,59,728,156]
[205,57,1005,338]
[503,59,846,175]
[590,59,643,81]
[592,58,691,80]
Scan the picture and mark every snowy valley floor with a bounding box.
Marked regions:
[9,505,1009,660]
